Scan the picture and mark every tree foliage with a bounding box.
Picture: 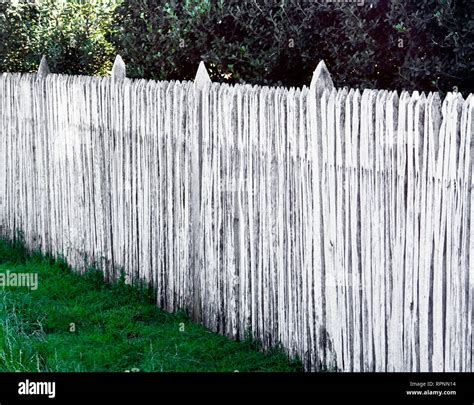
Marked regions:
[0,0,118,76]
[1,0,472,94]
[112,0,473,94]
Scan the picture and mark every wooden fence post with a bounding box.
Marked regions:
[35,56,50,254]
[310,60,333,99]
[191,61,211,321]
[37,55,50,79]
[111,55,126,82]
[308,60,334,370]
[107,55,127,282]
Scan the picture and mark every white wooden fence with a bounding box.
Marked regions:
[0,56,472,372]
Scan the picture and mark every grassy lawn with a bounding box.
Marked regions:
[0,239,302,372]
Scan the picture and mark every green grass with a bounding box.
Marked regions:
[0,239,302,372]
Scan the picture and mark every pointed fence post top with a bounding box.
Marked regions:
[37,55,50,79]
[310,60,333,95]
[111,55,126,81]
[194,61,211,90]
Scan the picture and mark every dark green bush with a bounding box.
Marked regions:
[112,0,473,94]
[0,0,118,76]
[1,0,472,94]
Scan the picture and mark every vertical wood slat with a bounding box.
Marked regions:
[0,64,472,372]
